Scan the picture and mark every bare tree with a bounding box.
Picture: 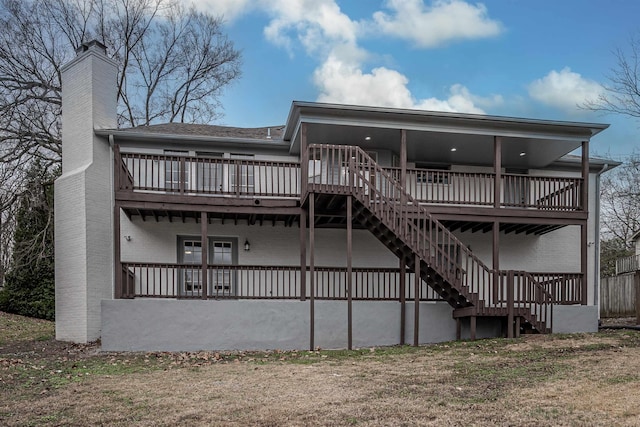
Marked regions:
[583,32,640,120]
[600,153,640,245]
[0,0,241,296]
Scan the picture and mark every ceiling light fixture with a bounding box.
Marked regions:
[364,136,371,141]
[519,152,526,157]
[450,148,457,152]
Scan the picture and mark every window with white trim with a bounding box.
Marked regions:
[230,153,255,194]
[164,150,189,191]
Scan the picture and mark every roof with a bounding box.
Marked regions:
[123,123,285,140]
[96,123,289,152]
[283,101,610,143]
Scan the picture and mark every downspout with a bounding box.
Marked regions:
[594,163,609,313]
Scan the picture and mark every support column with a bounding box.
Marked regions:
[399,258,406,345]
[414,253,420,347]
[309,194,315,351]
[494,136,502,209]
[201,212,208,300]
[299,210,307,301]
[470,316,477,340]
[347,196,353,350]
[301,123,309,197]
[581,222,588,305]
[581,140,589,305]
[114,204,122,298]
[507,270,515,338]
[635,270,640,325]
[493,220,499,305]
[400,130,407,185]
[400,130,407,238]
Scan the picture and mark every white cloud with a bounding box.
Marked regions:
[190,0,504,115]
[372,0,503,48]
[315,58,498,114]
[188,0,255,22]
[261,0,360,59]
[528,67,604,112]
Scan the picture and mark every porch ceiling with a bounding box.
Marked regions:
[286,101,608,169]
[299,123,582,169]
[122,208,300,227]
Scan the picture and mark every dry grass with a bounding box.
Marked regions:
[0,311,54,346]
[2,312,640,426]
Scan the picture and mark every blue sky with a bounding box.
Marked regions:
[190,0,640,159]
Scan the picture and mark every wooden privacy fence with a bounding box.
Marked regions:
[600,273,637,317]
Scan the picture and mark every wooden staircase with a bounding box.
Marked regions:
[307,144,554,335]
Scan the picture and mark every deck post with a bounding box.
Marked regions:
[299,210,307,301]
[414,253,420,347]
[456,318,461,340]
[301,123,308,197]
[635,270,640,325]
[493,220,499,304]
[581,140,589,305]
[507,270,515,338]
[113,144,121,191]
[114,203,122,298]
[470,316,476,340]
[309,194,315,351]
[400,130,407,238]
[399,258,406,345]
[179,157,186,194]
[494,136,502,209]
[347,196,353,350]
[201,212,208,299]
[400,129,407,186]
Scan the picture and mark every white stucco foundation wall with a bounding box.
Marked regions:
[101,299,515,351]
[551,305,599,333]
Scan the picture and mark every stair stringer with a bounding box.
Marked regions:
[305,144,553,333]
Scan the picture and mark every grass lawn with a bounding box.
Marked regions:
[2,311,640,426]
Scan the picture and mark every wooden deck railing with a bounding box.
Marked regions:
[120,262,444,301]
[307,144,558,331]
[118,152,300,198]
[384,167,582,210]
[385,167,494,206]
[616,254,640,275]
[530,272,583,305]
[502,174,582,210]
[116,147,583,211]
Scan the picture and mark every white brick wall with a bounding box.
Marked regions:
[55,45,117,342]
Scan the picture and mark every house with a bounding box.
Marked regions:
[615,230,640,275]
[55,41,614,351]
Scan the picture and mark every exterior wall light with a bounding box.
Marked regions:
[450,148,457,152]
[244,239,250,251]
[124,235,131,241]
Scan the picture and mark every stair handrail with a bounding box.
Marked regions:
[306,144,553,328]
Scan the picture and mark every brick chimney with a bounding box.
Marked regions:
[55,40,118,343]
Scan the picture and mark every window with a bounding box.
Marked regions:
[211,240,234,295]
[195,152,224,193]
[178,236,237,297]
[164,150,189,191]
[181,239,202,295]
[415,163,450,184]
[230,153,255,194]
